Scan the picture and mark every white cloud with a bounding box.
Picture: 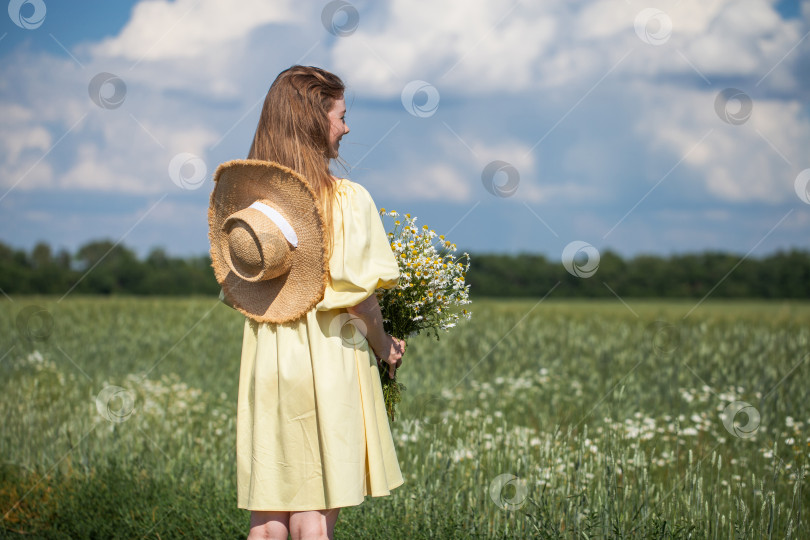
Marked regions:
[60,143,147,193]
[0,103,55,191]
[333,0,802,97]
[634,83,809,204]
[0,103,38,124]
[361,129,542,204]
[0,123,51,166]
[0,157,54,192]
[679,2,803,80]
[332,0,561,95]
[396,163,471,202]
[91,0,299,61]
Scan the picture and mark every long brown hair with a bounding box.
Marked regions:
[248,65,345,259]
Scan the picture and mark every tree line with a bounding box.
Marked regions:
[1,240,808,298]
[468,250,810,298]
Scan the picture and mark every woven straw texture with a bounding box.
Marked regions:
[208,160,328,324]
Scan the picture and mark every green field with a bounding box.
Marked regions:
[1,297,808,538]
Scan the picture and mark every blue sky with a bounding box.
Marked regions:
[1,0,808,260]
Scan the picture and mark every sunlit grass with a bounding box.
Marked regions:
[1,297,808,538]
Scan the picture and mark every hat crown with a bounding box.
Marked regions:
[222,204,294,283]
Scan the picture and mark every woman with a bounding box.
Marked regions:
[237,65,406,540]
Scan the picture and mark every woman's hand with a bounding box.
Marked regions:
[374,335,406,379]
[346,294,406,378]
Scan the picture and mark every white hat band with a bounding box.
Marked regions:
[249,201,298,247]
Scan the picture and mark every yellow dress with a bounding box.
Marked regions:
[235,178,403,511]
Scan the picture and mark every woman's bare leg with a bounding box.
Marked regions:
[289,508,340,540]
[247,511,290,540]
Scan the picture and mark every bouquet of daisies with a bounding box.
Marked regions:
[375,209,472,421]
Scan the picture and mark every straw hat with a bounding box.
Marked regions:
[209,159,328,324]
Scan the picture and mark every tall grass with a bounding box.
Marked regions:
[1,297,807,538]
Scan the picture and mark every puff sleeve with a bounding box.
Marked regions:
[316,179,399,311]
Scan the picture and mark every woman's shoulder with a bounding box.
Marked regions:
[331,176,372,200]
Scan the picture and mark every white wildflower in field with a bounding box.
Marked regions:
[26,350,44,365]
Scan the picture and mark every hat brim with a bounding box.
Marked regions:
[209,159,328,324]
